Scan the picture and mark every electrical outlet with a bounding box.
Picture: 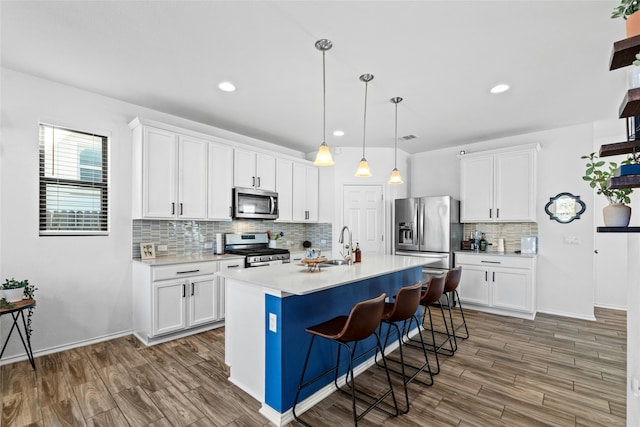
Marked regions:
[269,313,277,333]
[320,239,327,244]
[204,242,213,249]
[157,245,168,252]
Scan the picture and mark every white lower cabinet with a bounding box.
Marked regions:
[455,253,536,319]
[133,259,242,345]
[217,259,245,319]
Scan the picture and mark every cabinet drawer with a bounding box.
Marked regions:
[152,262,217,281]
[456,254,534,269]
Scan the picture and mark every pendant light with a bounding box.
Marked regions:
[313,39,335,166]
[355,73,374,177]
[388,97,404,184]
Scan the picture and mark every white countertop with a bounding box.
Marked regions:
[454,250,537,258]
[133,253,245,266]
[218,255,429,296]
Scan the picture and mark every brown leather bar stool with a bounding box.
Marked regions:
[430,267,468,356]
[292,293,398,426]
[375,282,433,414]
[405,275,448,373]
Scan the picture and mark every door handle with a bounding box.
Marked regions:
[257,177,261,188]
[171,202,175,215]
[489,208,492,218]
[252,176,256,187]
[485,271,488,281]
[496,208,500,218]
[191,282,195,296]
[492,272,495,282]
[180,203,183,215]
[182,283,186,298]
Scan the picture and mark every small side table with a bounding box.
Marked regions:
[0,299,36,369]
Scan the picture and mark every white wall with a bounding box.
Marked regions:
[0,69,308,359]
[410,123,604,319]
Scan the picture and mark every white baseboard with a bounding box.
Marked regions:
[536,308,596,321]
[594,304,627,312]
[0,329,132,366]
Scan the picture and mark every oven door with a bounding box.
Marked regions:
[249,260,284,268]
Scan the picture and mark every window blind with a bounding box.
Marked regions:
[39,124,109,235]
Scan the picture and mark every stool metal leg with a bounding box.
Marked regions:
[452,290,470,340]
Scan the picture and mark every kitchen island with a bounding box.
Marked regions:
[218,255,427,426]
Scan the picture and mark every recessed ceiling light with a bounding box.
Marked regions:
[490,84,510,94]
[218,81,236,92]
[333,130,345,137]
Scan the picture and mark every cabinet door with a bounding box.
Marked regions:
[218,260,245,320]
[208,142,234,220]
[494,149,536,222]
[178,135,208,219]
[234,149,257,188]
[456,265,490,306]
[152,279,186,336]
[460,155,494,222]
[305,166,319,222]
[188,275,218,327]
[491,268,532,312]
[143,127,177,218]
[256,153,276,191]
[292,163,307,221]
[276,158,293,221]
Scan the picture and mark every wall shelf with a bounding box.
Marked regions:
[619,87,640,118]
[597,226,640,233]
[608,174,640,189]
[599,140,640,157]
[610,34,640,70]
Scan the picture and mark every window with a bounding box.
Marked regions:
[39,124,109,235]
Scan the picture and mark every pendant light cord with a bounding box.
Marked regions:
[394,101,398,168]
[362,81,368,158]
[322,49,326,144]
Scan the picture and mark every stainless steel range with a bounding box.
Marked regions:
[224,233,290,267]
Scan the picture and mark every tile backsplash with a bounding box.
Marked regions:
[462,222,538,253]
[132,220,332,258]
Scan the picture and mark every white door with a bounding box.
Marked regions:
[143,127,176,218]
[343,185,384,255]
[460,155,494,222]
[495,149,535,221]
[208,142,234,220]
[152,279,186,336]
[276,158,293,221]
[178,135,208,219]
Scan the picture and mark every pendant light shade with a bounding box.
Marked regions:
[355,74,374,177]
[313,39,335,166]
[389,97,404,184]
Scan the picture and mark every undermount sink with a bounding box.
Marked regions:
[319,259,350,266]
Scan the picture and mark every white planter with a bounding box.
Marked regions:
[269,240,277,248]
[603,203,632,227]
[3,287,24,303]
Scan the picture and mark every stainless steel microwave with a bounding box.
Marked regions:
[232,187,279,220]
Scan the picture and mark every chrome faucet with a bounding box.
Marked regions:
[339,226,353,264]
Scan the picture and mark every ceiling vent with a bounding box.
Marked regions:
[400,134,417,141]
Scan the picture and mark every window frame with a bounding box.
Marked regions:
[38,123,110,236]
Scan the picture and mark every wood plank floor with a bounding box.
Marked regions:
[1,307,626,426]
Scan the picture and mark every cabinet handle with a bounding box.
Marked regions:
[191,282,195,296]
[485,271,488,281]
[293,257,302,261]
[481,260,501,264]
[226,264,240,268]
[257,177,261,188]
[489,208,492,218]
[252,176,256,187]
[180,203,183,215]
[229,206,233,217]
[496,208,500,218]
[171,202,175,215]
[492,272,495,282]
[182,283,186,298]
[177,269,200,274]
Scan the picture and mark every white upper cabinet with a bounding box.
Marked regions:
[276,158,293,222]
[178,135,209,219]
[234,149,276,191]
[208,142,234,220]
[133,124,208,220]
[292,163,319,222]
[460,145,538,223]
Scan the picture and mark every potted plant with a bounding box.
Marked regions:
[582,152,634,226]
[612,0,640,38]
[2,278,30,302]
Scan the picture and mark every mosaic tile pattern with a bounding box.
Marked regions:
[462,222,539,253]
[132,220,332,258]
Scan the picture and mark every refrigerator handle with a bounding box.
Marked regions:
[417,203,424,247]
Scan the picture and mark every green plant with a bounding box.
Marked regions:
[23,281,37,299]
[2,278,27,290]
[612,0,640,19]
[582,152,633,204]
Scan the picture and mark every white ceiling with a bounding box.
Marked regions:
[0,1,628,154]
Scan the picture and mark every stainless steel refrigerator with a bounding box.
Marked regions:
[394,196,462,279]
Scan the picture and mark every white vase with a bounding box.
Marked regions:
[269,240,277,248]
[603,203,632,227]
[3,288,24,303]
